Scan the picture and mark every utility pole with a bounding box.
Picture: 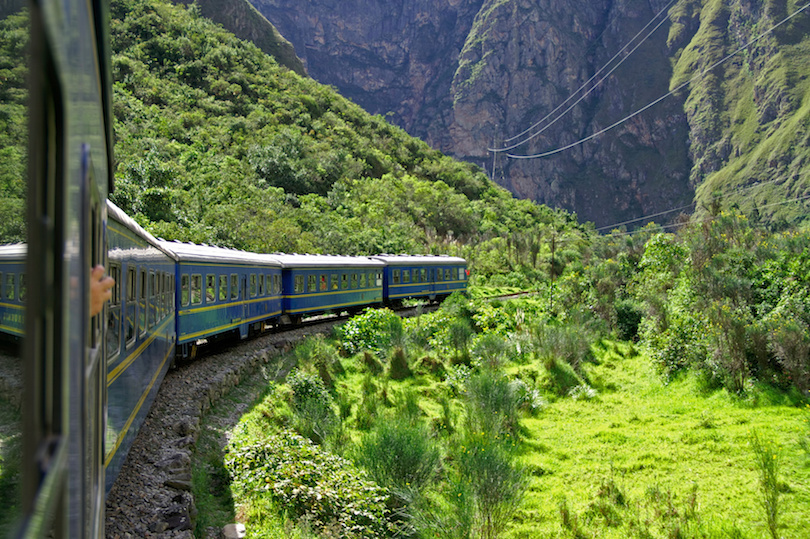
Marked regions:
[549,229,556,313]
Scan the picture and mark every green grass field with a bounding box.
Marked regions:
[510,344,810,538]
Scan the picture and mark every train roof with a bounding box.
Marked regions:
[107,200,177,260]
[268,253,385,269]
[0,243,27,261]
[158,240,283,268]
[370,254,467,266]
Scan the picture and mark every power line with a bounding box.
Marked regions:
[506,1,810,160]
[491,0,678,153]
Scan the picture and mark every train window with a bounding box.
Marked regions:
[250,274,257,298]
[359,273,366,289]
[377,271,383,287]
[419,268,426,282]
[206,274,216,303]
[258,274,265,296]
[330,274,339,290]
[106,264,122,361]
[459,268,466,280]
[307,274,315,292]
[149,272,157,329]
[392,269,400,284]
[274,274,281,294]
[295,275,305,293]
[341,274,348,290]
[403,270,411,284]
[445,269,452,280]
[126,267,136,345]
[140,268,147,337]
[412,269,420,283]
[320,275,327,291]
[219,275,228,301]
[181,274,190,306]
[18,273,25,301]
[436,269,443,282]
[5,273,14,300]
[191,274,202,305]
[351,273,358,289]
[230,274,239,300]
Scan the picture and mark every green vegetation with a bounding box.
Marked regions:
[0,396,21,535]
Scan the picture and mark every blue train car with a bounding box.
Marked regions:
[160,241,283,358]
[104,202,178,491]
[0,243,26,339]
[271,254,384,323]
[371,255,469,303]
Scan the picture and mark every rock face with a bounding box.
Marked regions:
[247,0,808,227]
[247,0,694,226]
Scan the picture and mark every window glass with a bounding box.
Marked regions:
[436,269,443,282]
[206,274,216,303]
[341,274,348,290]
[5,273,14,300]
[259,274,265,296]
[219,275,228,301]
[351,273,358,289]
[191,274,202,305]
[459,268,466,280]
[392,269,400,284]
[307,274,316,293]
[230,274,239,300]
[359,273,366,289]
[181,274,190,306]
[320,275,327,291]
[276,275,281,294]
[149,271,157,329]
[403,270,411,284]
[330,274,339,290]
[126,267,136,344]
[250,274,257,297]
[139,269,147,336]
[376,271,383,287]
[18,273,25,301]
[106,264,122,359]
[445,268,452,280]
[295,275,304,293]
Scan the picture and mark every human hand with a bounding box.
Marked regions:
[90,265,115,317]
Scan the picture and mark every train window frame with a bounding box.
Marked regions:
[359,273,366,289]
[106,263,122,362]
[392,269,400,285]
[181,274,190,306]
[413,269,420,283]
[376,271,383,287]
[307,274,315,293]
[341,273,348,290]
[459,268,466,280]
[351,273,358,289]
[206,274,216,304]
[5,273,14,300]
[191,274,202,305]
[436,269,443,282]
[230,273,239,300]
[445,268,452,280]
[330,274,338,290]
[139,268,147,338]
[126,266,136,347]
[295,275,305,293]
[258,274,265,296]
[18,273,26,301]
[219,275,228,301]
[250,274,257,298]
[421,268,427,283]
[320,275,327,291]
[274,274,281,294]
[403,270,411,284]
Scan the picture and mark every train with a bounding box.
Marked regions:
[1,1,466,536]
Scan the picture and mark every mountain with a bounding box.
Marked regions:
[246,0,810,229]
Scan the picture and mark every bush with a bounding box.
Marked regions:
[339,308,403,358]
[353,416,440,496]
[286,370,338,445]
[464,369,521,439]
[226,430,395,538]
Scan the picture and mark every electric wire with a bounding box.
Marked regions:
[487,0,677,153]
[493,0,679,151]
[506,1,810,160]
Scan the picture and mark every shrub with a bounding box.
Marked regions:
[353,416,441,496]
[388,346,412,380]
[225,430,395,538]
[338,308,402,358]
[463,369,521,438]
[286,370,338,445]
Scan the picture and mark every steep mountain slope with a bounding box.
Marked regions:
[247,0,810,228]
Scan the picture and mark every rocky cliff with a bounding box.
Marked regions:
[245,0,810,228]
